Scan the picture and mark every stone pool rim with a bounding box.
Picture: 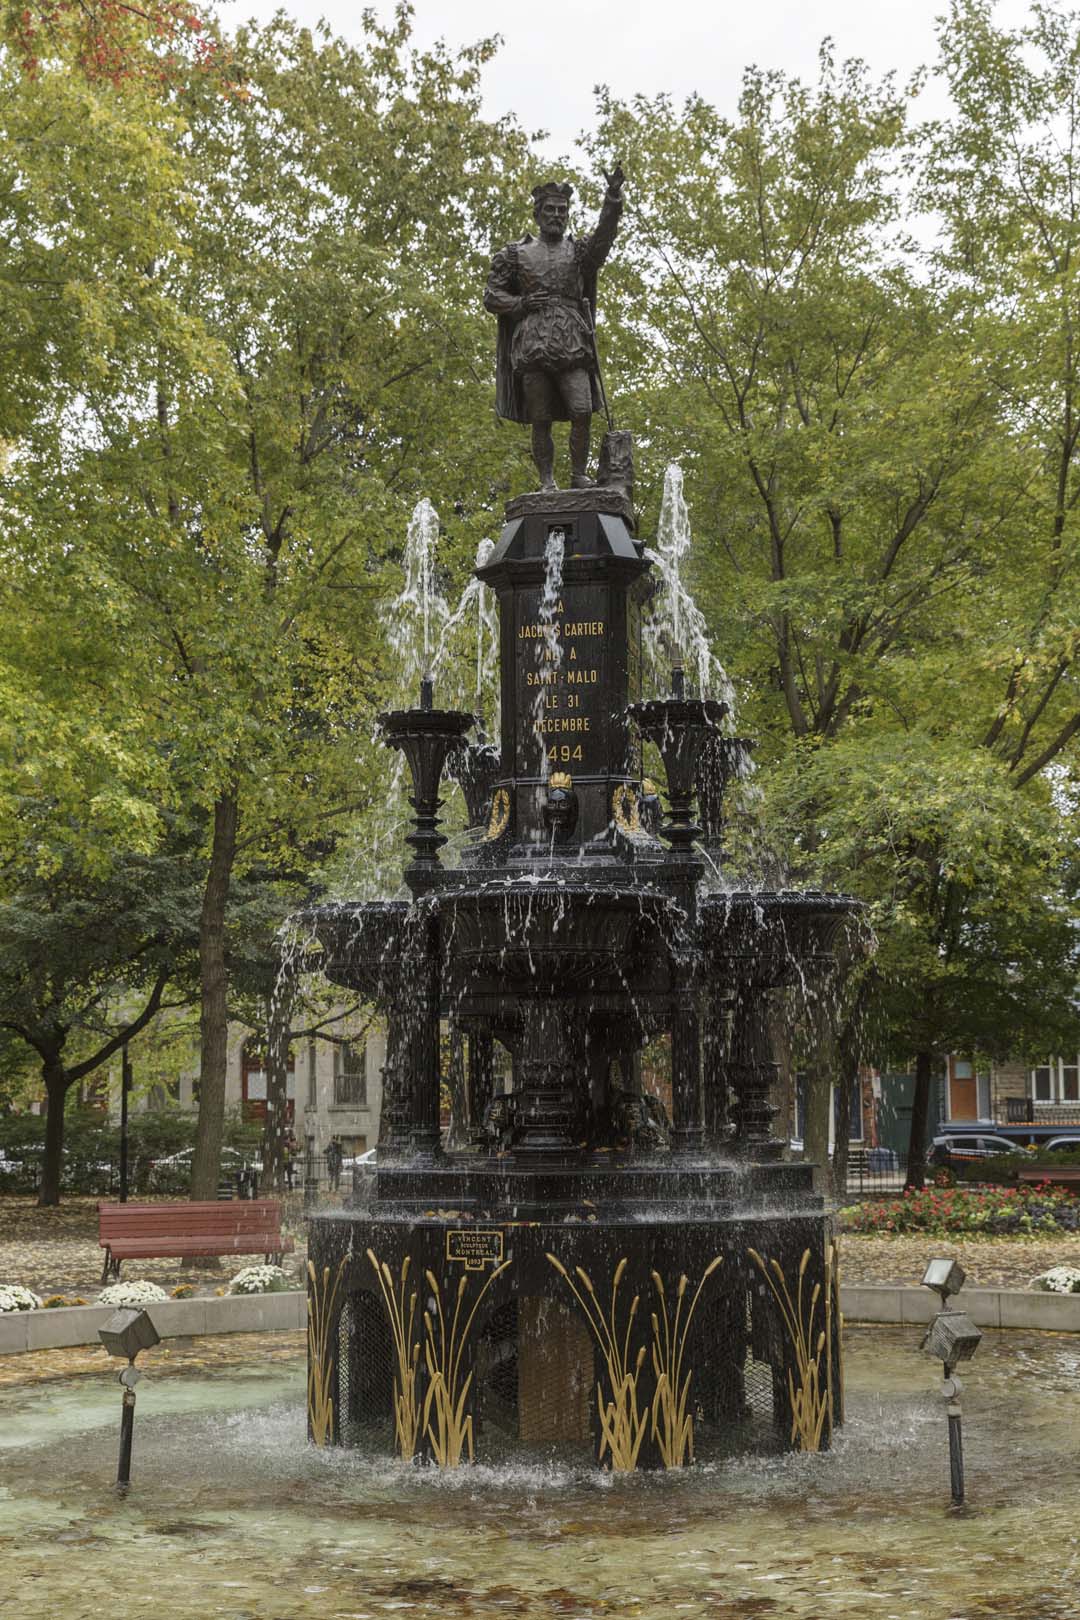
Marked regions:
[1,1283,1079,1356]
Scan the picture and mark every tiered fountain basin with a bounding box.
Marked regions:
[699,889,869,986]
[302,485,868,1469]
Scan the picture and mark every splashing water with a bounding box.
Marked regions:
[387,498,449,707]
[644,464,733,709]
[532,527,566,783]
[432,537,500,729]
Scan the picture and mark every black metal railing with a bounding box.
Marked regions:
[843,1147,907,1197]
[1003,1097,1080,1125]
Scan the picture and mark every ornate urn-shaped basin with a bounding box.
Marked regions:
[303,899,414,1000]
[439,878,679,999]
[698,890,868,990]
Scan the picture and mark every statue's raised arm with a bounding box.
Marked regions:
[484,166,625,492]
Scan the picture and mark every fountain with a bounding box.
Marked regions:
[304,168,866,1471]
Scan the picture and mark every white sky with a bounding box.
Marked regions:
[222,0,1036,157]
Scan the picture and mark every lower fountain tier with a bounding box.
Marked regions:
[344,1157,818,1220]
[308,1201,839,1467]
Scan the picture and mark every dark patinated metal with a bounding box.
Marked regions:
[302,207,869,1467]
[485,167,625,491]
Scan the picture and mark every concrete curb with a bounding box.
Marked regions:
[4,1283,1079,1356]
[839,1283,1080,1332]
[0,1289,306,1355]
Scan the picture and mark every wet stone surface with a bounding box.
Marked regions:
[1,1325,1079,1618]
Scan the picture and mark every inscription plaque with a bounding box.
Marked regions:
[516,582,609,776]
[446,1228,505,1270]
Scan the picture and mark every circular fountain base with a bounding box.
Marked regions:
[308,1162,837,1469]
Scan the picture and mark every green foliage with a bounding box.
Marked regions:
[0,1103,259,1192]
[589,20,1080,1143]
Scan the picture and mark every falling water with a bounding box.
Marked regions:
[644,464,733,710]
[431,537,500,729]
[531,527,566,784]
[387,498,449,707]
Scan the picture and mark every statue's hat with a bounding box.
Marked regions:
[531,180,573,206]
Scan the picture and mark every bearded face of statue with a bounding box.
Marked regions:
[536,196,569,243]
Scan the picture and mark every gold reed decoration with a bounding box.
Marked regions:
[828,1238,844,1427]
[546,1253,647,1470]
[422,1259,511,1467]
[367,1249,421,1461]
[307,1257,347,1447]
[649,1256,723,1468]
[748,1245,829,1452]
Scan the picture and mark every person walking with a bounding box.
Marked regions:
[326,1136,343,1193]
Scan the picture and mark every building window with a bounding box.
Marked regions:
[241,1041,295,1122]
[792,1073,863,1144]
[333,1041,366,1106]
[307,1041,317,1109]
[1031,1058,1080,1103]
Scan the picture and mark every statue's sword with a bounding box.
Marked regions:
[581,299,614,431]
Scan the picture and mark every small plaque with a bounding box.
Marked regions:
[446,1229,504,1271]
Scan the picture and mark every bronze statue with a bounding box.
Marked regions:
[485,166,624,491]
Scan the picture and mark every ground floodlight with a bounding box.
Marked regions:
[98,1307,160,1363]
[922,1309,982,1372]
[921,1258,966,1305]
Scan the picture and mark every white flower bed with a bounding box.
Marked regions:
[228,1264,288,1295]
[1032,1266,1080,1295]
[0,1285,42,1313]
[98,1280,169,1307]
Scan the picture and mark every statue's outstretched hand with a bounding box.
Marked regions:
[603,163,625,196]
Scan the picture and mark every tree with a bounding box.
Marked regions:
[0,833,198,1203]
[592,38,1080,1184]
[2,7,532,1198]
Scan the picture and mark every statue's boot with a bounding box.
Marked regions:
[569,416,593,488]
[532,422,558,492]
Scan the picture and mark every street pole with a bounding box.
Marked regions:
[119,1042,132,1203]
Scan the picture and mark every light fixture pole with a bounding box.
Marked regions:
[920,1259,982,1508]
[98,1307,161,1493]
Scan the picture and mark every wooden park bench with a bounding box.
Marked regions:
[98,1199,293,1283]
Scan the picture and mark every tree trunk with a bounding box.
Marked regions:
[801,1056,833,1194]
[38,1056,69,1207]
[262,960,296,1194]
[191,791,239,1201]
[830,981,867,1202]
[831,1049,855,1202]
[905,1048,934,1191]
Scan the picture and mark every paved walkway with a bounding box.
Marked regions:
[0,1329,304,1388]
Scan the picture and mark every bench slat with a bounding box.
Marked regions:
[96,1198,292,1281]
[107,1237,294,1258]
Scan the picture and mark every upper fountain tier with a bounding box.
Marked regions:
[475,487,660,860]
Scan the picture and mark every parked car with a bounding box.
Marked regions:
[929,1133,1034,1170]
[148,1146,258,1193]
[1042,1135,1080,1154]
[342,1148,377,1172]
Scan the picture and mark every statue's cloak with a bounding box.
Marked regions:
[493,235,603,424]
